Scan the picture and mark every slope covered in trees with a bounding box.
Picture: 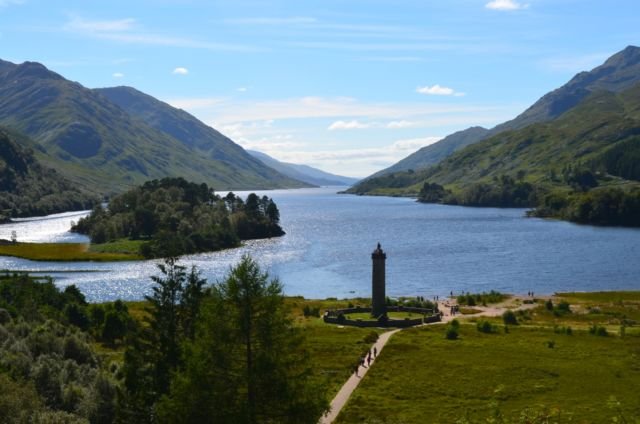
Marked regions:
[0,127,97,221]
[72,177,284,258]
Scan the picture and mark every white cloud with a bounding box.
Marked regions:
[184,96,495,124]
[172,67,189,75]
[539,53,609,73]
[390,137,442,152]
[328,120,370,130]
[237,87,248,92]
[485,0,528,11]
[386,120,416,129]
[225,17,317,25]
[65,16,136,32]
[0,0,24,8]
[167,97,225,110]
[417,84,465,96]
[112,72,124,78]
[63,15,258,52]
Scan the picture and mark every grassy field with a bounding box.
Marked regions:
[337,324,640,423]
[0,241,143,261]
[336,291,640,423]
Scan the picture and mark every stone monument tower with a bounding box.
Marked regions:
[371,242,387,317]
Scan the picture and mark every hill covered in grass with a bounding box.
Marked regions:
[363,45,640,179]
[0,60,304,195]
[0,127,96,221]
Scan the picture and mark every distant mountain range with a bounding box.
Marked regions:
[0,59,307,195]
[368,45,640,179]
[247,150,359,187]
[0,127,96,220]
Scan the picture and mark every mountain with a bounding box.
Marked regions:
[0,127,97,220]
[0,60,306,195]
[94,86,309,189]
[368,127,489,178]
[348,82,640,210]
[247,150,359,186]
[366,45,640,179]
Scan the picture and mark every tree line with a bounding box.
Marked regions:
[72,177,284,258]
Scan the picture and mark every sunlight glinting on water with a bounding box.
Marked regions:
[1,187,639,303]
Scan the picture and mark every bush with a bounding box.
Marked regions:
[589,324,608,337]
[557,301,571,313]
[449,319,460,329]
[363,331,379,344]
[476,320,496,334]
[545,299,554,311]
[502,310,518,325]
[546,340,555,348]
[445,326,458,340]
[302,305,320,318]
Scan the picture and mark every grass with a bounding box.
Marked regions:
[0,242,142,261]
[302,319,378,399]
[336,291,640,423]
[336,324,640,423]
[89,239,145,256]
[344,311,426,320]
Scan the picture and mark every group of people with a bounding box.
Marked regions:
[353,347,377,377]
[527,291,535,297]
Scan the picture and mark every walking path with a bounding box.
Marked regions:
[319,295,540,423]
[318,328,400,424]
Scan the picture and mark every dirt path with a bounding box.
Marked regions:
[318,328,400,424]
[319,296,540,423]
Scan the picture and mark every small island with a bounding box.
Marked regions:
[71,177,284,259]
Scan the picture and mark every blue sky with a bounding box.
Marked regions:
[2,0,639,177]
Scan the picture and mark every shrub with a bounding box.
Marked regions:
[502,310,518,325]
[546,340,555,348]
[302,305,320,318]
[445,326,458,340]
[450,319,460,329]
[589,324,608,337]
[557,301,571,313]
[545,299,554,311]
[476,320,496,334]
[363,331,379,344]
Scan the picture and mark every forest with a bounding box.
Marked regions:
[0,257,327,423]
[72,178,284,258]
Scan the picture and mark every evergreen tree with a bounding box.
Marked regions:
[157,255,327,423]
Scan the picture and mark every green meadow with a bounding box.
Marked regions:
[0,241,143,261]
[335,292,640,423]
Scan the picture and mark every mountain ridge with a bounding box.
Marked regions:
[364,45,640,180]
[0,59,306,195]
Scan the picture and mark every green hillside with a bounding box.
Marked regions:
[0,60,304,196]
[364,45,640,179]
[94,86,309,189]
[348,85,640,226]
[0,127,97,220]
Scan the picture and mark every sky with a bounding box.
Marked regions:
[1,0,639,178]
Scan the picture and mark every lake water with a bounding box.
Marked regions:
[1,187,639,302]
